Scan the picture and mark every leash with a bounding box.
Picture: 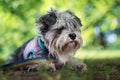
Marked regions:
[2,57,56,70]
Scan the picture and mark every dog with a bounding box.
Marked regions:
[4,9,87,72]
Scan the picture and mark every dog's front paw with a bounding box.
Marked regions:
[47,63,56,72]
[68,58,87,72]
[74,62,87,72]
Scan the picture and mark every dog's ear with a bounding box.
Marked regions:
[36,11,57,32]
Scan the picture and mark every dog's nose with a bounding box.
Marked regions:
[69,33,76,40]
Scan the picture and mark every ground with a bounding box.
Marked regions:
[0,50,120,80]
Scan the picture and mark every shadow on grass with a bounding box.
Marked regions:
[0,58,120,80]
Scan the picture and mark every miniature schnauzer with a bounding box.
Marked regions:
[4,9,87,71]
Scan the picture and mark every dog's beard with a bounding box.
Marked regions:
[48,33,83,64]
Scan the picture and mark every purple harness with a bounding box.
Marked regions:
[23,37,63,68]
[1,37,63,71]
[23,37,54,59]
[1,37,63,70]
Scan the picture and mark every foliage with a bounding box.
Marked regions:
[0,0,120,59]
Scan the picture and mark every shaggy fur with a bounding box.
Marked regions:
[4,9,87,71]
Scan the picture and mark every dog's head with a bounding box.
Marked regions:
[36,9,83,63]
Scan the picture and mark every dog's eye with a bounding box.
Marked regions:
[59,26,65,31]
[55,26,65,34]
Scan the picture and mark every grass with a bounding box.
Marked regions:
[0,50,120,80]
[76,50,120,60]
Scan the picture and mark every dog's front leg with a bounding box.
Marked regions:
[68,58,87,72]
[47,63,56,72]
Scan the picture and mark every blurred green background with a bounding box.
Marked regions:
[0,0,120,60]
[0,0,120,80]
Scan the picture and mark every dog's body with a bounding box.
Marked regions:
[4,9,87,71]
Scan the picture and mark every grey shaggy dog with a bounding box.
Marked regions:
[4,9,87,71]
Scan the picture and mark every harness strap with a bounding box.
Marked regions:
[23,37,49,59]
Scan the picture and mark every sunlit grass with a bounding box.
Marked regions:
[75,50,120,60]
